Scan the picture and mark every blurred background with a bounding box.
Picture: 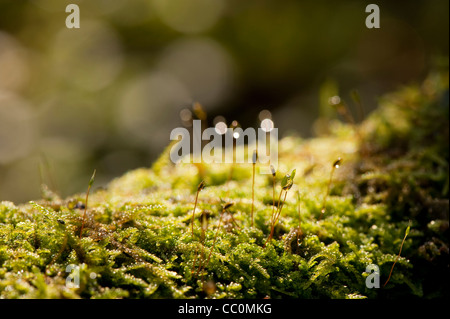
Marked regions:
[0,0,448,203]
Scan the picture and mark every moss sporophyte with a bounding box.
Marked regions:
[79,169,96,238]
[264,169,296,248]
[0,73,448,298]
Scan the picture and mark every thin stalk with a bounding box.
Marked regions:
[251,162,255,227]
[336,101,356,126]
[251,150,257,227]
[228,212,241,230]
[265,169,296,247]
[319,158,341,220]
[193,243,207,278]
[192,191,200,239]
[264,188,285,248]
[297,190,302,245]
[191,181,205,239]
[272,188,284,225]
[383,221,411,287]
[271,165,276,225]
[319,168,334,221]
[275,191,288,228]
[79,169,96,238]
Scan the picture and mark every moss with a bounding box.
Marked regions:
[0,73,448,299]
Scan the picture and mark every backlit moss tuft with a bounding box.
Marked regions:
[0,73,448,299]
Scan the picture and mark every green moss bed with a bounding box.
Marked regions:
[0,73,448,299]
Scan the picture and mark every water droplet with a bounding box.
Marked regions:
[260,118,274,132]
[179,108,192,122]
[329,95,341,105]
[215,121,227,135]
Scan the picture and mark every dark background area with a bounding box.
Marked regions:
[0,0,448,203]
